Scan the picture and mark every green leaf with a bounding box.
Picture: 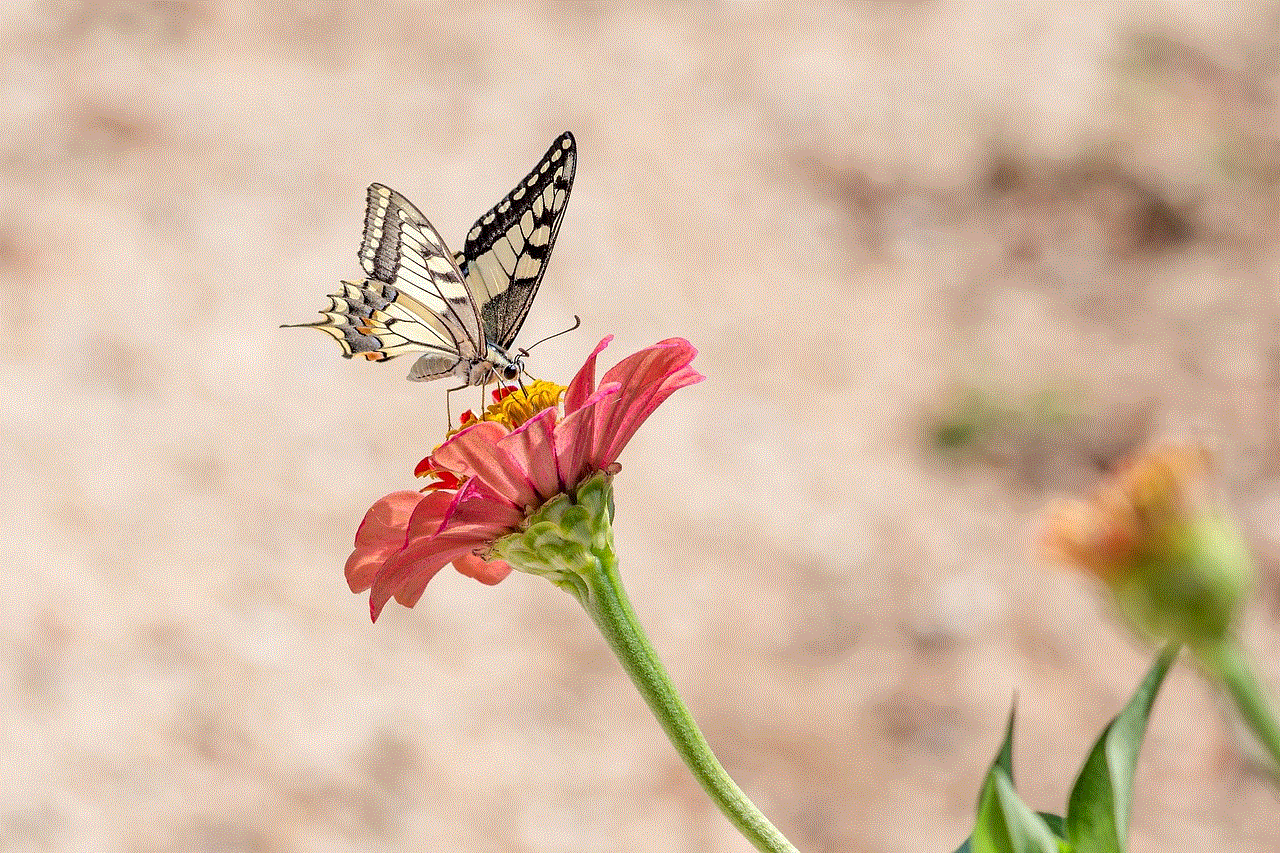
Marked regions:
[1064,645,1179,853]
[959,707,1064,853]
[993,705,1016,781]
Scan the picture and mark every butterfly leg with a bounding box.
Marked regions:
[445,383,471,428]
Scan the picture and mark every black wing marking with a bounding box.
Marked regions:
[457,132,576,349]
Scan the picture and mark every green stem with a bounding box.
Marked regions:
[1201,641,1280,774]
[577,548,799,853]
[496,475,799,851]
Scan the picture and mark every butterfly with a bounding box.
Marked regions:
[286,132,576,396]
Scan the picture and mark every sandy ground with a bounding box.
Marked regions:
[2,1,1279,851]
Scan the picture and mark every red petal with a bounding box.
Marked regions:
[593,338,703,465]
[371,533,488,619]
[401,489,459,539]
[345,491,427,592]
[553,382,622,487]
[438,478,526,537]
[452,552,513,585]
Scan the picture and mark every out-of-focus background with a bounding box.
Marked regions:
[2,1,1278,851]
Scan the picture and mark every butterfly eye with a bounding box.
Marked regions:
[502,364,520,381]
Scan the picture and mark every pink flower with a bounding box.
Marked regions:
[345,336,704,620]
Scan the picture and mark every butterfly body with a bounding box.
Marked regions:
[407,341,522,385]
[288,133,576,389]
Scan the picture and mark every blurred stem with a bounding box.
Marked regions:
[1200,640,1280,775]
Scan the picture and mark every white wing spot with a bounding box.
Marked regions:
[539,161,550,173]
[525,175,538,188]
[468,226,482,241]
[483,213,495,224]
[512,186,526,201]
[519,209,535,236]
[561,138,572,149]
[551,149,562,162]
[498,201,510,213]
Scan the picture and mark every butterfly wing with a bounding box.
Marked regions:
[456,132,576,349]
[287,184,484,367]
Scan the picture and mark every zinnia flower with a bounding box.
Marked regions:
[345,336,704,620]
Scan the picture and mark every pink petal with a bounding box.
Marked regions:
[564,335,613,414]
[345,491,429,593]
[553,382,622,487]
[401,489,462,540]
[431,420,539,508]
[498,407,562,500]
[592,338,704,466]
[371,531,490,619]
[437,478,527,537]
[366,482,524,619]
[452,552,513,585]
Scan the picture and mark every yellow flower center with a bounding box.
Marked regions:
[479,380,567,429]
[418,381,568,486]
[454,380,567,433]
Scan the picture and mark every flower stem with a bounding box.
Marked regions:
[1200,640,1280,774]
[495,475,799,851]
[576,549,799,853]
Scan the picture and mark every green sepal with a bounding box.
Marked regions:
[491,472,615,600]
[1063,644,1179,853]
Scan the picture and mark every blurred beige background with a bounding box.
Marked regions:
[2,1,1278,851]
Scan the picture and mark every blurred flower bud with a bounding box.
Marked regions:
[1040,445,1254,650]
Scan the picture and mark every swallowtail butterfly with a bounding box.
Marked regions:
[287,132,576,390]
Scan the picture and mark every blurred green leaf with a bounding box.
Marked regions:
[1063,645,1179,853]
[952,814,1065,853]
[972,770,1063,853]
[930,390,1002,451]
[951,707,1065,853]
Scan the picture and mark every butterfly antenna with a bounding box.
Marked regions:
[520,315,582,355]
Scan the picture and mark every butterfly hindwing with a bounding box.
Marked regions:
[458,131,576,349]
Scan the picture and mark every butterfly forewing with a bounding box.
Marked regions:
[458,131,576,349]
[360,184,483,359]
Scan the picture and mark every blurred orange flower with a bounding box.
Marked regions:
[1039,444,1253,649]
